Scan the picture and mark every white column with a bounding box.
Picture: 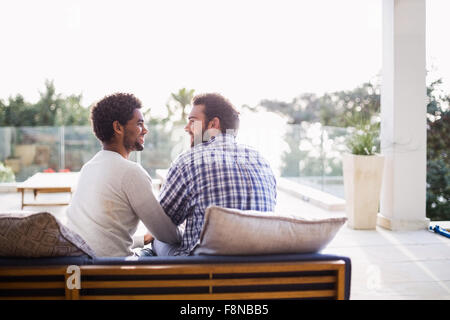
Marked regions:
[378,0,429,230]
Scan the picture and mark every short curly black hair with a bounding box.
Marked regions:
[90,93,143,143]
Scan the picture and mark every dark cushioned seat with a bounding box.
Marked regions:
[91,252,347,264]
[0,255,92,266]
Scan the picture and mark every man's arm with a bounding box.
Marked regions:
[123,165,181,245]
[131,233,153,249]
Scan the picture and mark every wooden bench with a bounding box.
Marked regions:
[0,254,351,300]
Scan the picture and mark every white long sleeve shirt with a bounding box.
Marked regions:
[66,150,180,257]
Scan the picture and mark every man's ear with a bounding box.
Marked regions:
[203,117,222,141]
[207,117,221,131]
[112,120,124,136]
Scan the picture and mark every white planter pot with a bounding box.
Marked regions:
[342,153,385,230]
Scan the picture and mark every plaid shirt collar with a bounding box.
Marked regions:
[200,132,236,146]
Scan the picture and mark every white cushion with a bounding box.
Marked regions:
[193,206,347,255]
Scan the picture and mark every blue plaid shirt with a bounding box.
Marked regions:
[159,133,277,255]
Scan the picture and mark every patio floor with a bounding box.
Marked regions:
[1,188,449,300]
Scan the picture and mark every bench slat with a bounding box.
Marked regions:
[79,289,337,300]
[82,275,337,289]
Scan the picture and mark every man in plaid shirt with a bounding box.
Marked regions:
[153,93,277,256]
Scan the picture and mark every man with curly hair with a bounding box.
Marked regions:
[66,93,181,257]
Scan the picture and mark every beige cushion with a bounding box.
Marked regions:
[0,211,95,258]
[193,206,347,255]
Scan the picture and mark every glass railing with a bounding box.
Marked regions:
[0,126,101,182]
[0,123,348,198]
[236,122,347,199]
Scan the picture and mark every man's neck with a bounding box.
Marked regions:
[103,143,129,159]
[211,132,235,141]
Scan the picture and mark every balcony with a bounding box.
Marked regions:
[0,114,448,299]
[0,1,447,300]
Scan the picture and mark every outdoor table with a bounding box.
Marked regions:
[16,172,80,209]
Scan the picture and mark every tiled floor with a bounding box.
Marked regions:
[1,189,449,300]
[325,226,450,299]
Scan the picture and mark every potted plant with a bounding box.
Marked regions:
[342,120,384,229]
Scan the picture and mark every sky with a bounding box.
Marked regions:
[0,0,449,118]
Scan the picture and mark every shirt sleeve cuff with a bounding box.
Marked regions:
[132,234,145,249]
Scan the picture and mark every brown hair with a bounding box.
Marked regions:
[192,93,240,133]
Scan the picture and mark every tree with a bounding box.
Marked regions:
[55,94,90,126]
[258,82,380,127]
[33,80,65,126]
[280,126,303,176]
[426,79,450,220]
[259,93,320,124]
[165,88,195,123]
[0,94,36,126]
[326,82,380,127]
[0,80,90,127]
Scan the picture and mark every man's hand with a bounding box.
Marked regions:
[144,233,154,245]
